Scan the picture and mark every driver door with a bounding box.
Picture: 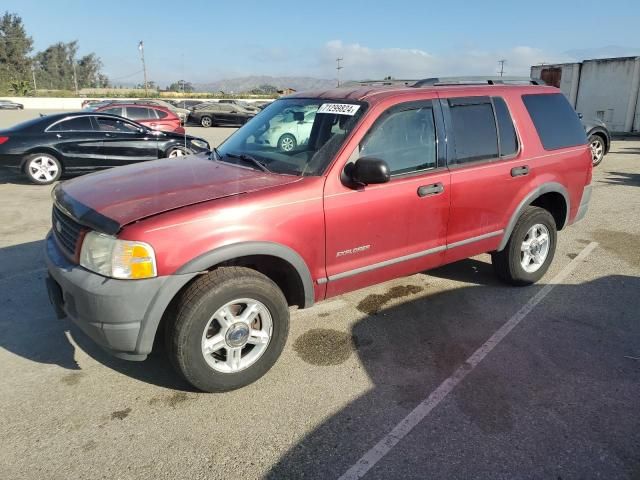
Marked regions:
[323,98,450,298]
[93,115,159,165]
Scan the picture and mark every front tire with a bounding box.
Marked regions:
[200,116,213,128]
[166,267,290,392]
[24,153,62,185]
[588,134,605,167]
[491,206,557,286]
[166,147,192,158]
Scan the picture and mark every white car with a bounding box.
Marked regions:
[255,109,316,152]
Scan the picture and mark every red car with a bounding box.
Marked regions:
[95,103,185,134]
[45,79,592,392]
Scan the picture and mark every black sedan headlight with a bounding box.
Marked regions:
[190,139,209,150]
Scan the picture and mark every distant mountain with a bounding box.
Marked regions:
[192,76,337,93]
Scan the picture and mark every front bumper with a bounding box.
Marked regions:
[45,233,196,360]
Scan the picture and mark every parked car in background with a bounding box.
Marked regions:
[81,99,101,109]
[166,99,206,110]
[254,100,273,110]
[218,99,261,113]
[581,118,610,166]
[95,104,185,134]
[0,100,24,110]
[254,107,316,151]
[189,102,255,127]
[0,112,209,184]
[135,99,190,124]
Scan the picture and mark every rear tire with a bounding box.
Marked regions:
[200,116,213,128]
[588,134,605,167]
[166,267,290,392]
[23,153,62,185]
[491,206,557,286]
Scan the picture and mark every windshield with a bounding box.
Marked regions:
[217,98,366,176]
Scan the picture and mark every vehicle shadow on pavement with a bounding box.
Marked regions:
[266,274,640,479]
[0,240,194,390]
[599,171,640,188]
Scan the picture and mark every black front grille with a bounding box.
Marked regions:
[52,206,85,257]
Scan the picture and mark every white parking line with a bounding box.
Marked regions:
[338,241,599,480]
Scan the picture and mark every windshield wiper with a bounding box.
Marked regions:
[224,152,271,173]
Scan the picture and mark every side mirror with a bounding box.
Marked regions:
[345,157,390,186]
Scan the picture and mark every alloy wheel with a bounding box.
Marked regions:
[520,223,550,273]
[201,298,273,373]
[28,156,59,183]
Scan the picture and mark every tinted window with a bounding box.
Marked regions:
[493,97,518,156]
[96,117,140,133]
[360,105,437,175]
[127,107,152,120]
[102,107,123,116]
[156,110,168,119]
[522,93,586,150]
[50,116,93,132]
[448,97,498,163]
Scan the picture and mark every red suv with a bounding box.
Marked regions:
[45,79,592,392]
[95,104,185,134]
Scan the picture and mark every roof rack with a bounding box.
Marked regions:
[412,76,547,87]
[341,79,418,87]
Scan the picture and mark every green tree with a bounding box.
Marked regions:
[0,12,34,92]
[8,79,31,95]
[77,53,108,88]
[34,41,109,90]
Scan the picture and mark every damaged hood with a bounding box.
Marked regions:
[53,153,300,235]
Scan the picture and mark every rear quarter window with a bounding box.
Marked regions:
[522,93,586,150]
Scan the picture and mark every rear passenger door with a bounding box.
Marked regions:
[442,95,532,263]
[94,116,159,165]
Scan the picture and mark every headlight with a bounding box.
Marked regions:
[79,231,157,280]
[190,138,209,149]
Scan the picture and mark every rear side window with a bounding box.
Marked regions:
[448,97,498,163]
[49,116,93,131]
[522,93,586,150]
[102,107,123,116]
[156,109,168,119]
[493,97,518,156]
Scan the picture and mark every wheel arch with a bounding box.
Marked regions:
[588,128,610,154]
[135,242,314,355]
[21,148,64,171]
[497,183,569,251]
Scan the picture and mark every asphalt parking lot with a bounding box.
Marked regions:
[1,110,639,480]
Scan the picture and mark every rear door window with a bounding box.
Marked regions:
[156,109,168,119]
[127,107,152,120]
[492,97,518,157]
[522,93,586,150]
[96,117,140,133]
[448,97,498,164]
[49,116,94,132]
[101,107,123,116]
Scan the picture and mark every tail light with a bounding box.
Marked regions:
[0,136,9,145]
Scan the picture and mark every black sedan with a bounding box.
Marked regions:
[0,112,210,184]
[0,100,24,110]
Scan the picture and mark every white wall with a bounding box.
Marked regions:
[574,58,639,133]
[0,97,268,110]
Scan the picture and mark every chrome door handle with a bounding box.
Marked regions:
[417,182,444,197]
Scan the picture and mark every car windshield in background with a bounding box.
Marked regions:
[217,98,366,176]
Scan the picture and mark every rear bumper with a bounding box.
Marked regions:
[0,153,23,170]
[572,184,592,224]
[45,233,197,360]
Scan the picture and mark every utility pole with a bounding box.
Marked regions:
[139,41,148,96]
[498,59,506,77]
[336,57,344,87]
[72,60,79,96]
[31,64,37,92]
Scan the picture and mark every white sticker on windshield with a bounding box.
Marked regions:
[317,103,360,116]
